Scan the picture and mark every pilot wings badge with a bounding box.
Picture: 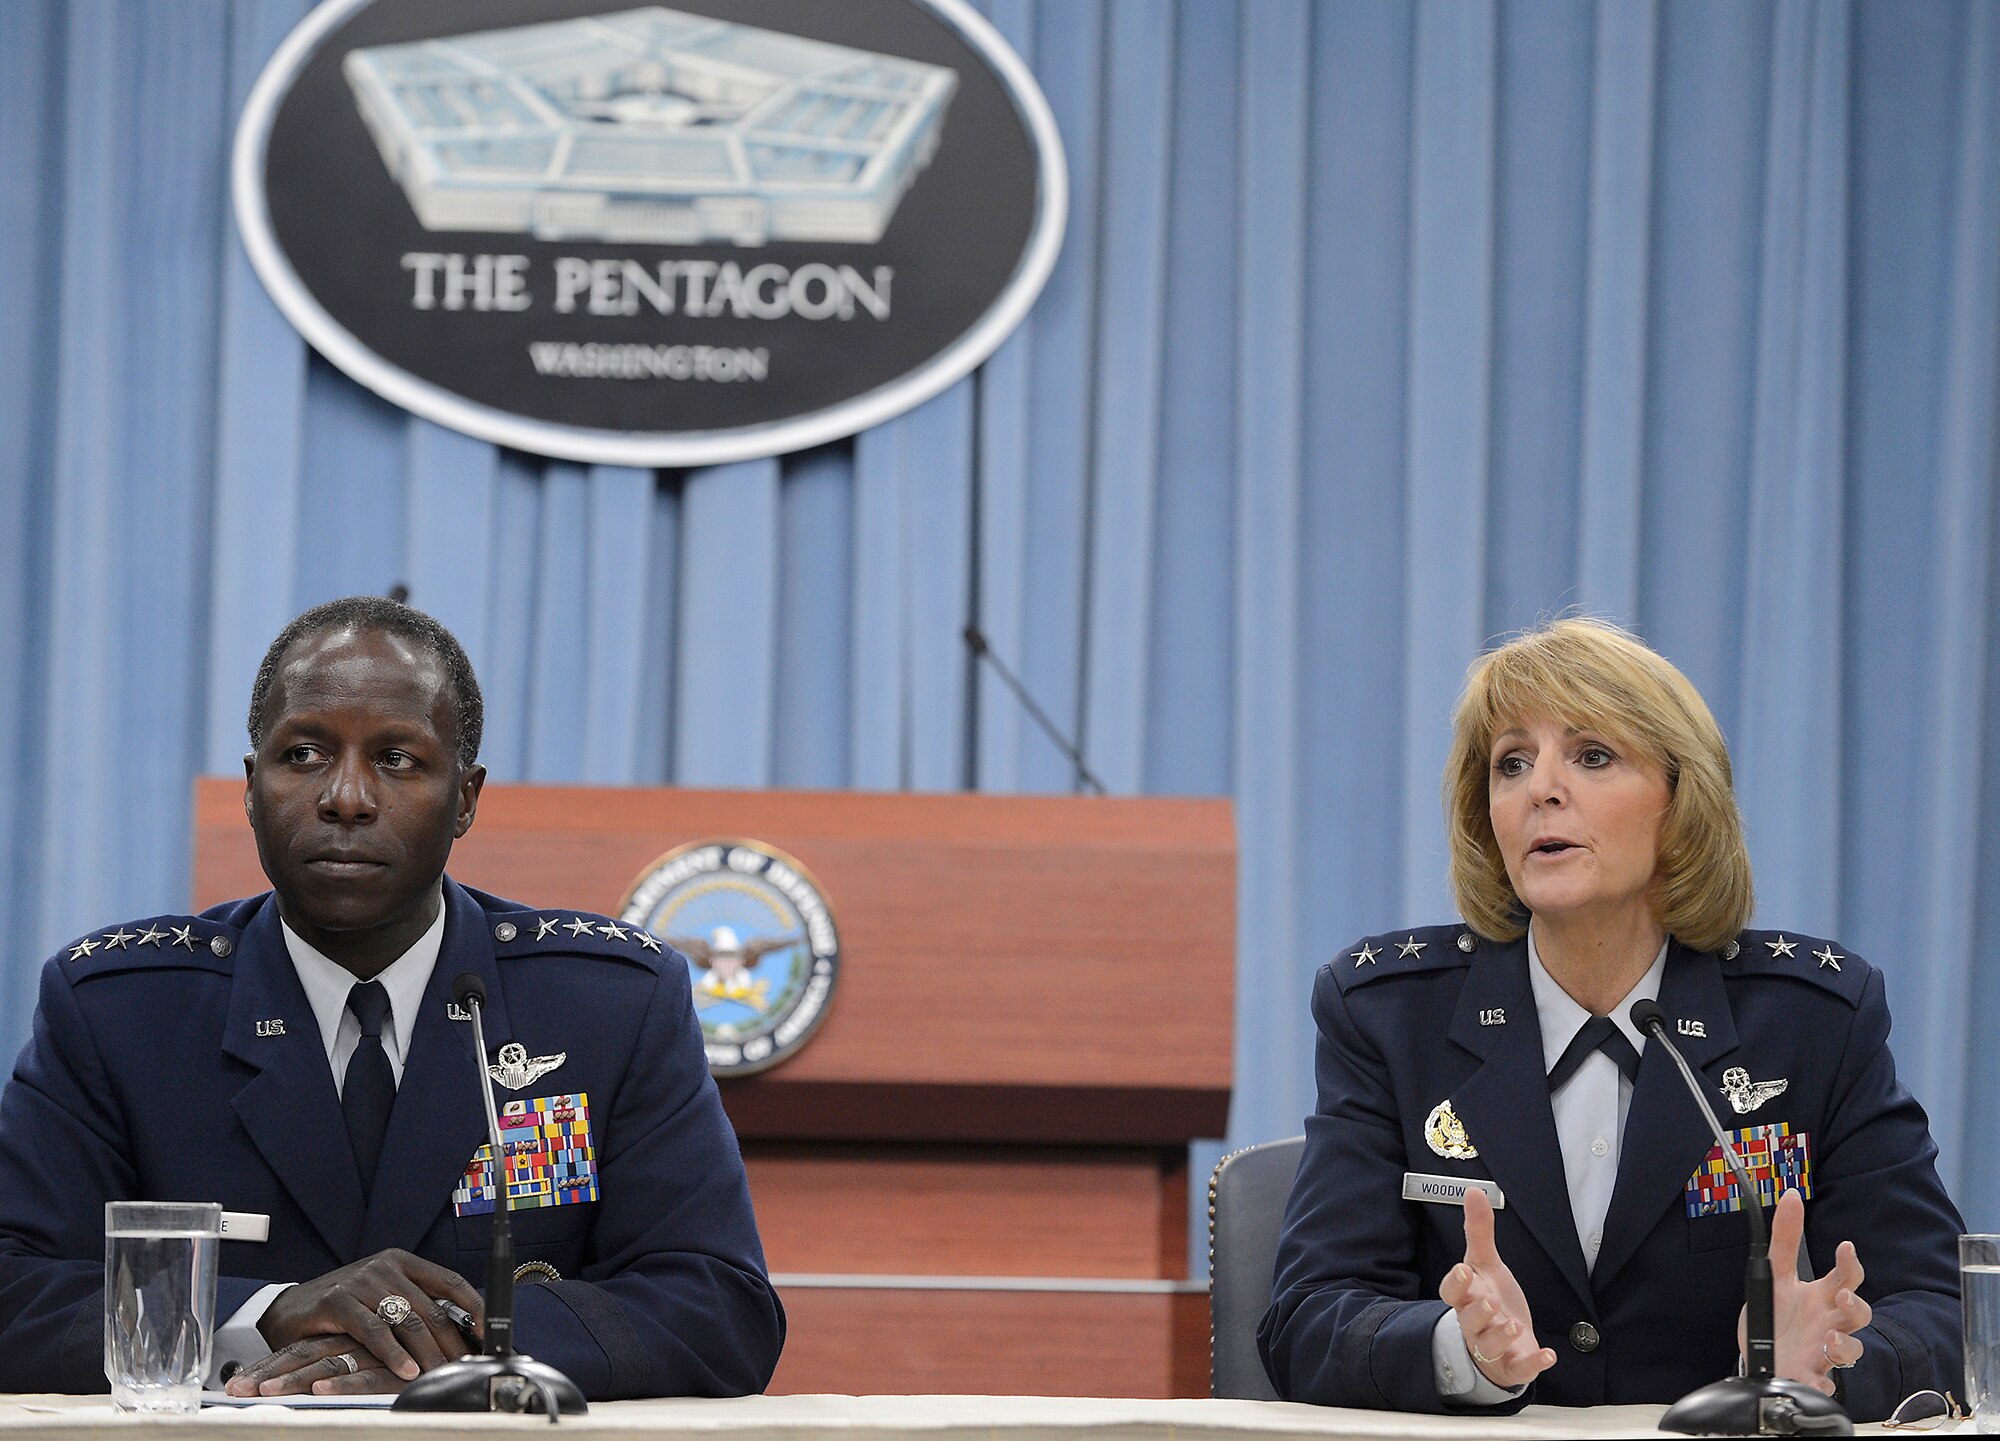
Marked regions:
[489,1042,566,1091]
[1720,1066,1788,1115]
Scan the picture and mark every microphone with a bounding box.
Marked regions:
[962,624,1107,795]
[393,973,586,1418]
[1628,999,1849,1436]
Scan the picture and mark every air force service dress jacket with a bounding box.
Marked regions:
[0,878,784,1399]
[1257,924,1962,1422]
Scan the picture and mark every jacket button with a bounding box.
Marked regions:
[1569,1321,1600,1353]
[494,922,519,943]
[210,935,233,958]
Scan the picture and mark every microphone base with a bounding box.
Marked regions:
[392,1354,588,1417]
[1659,1375,1851,1436]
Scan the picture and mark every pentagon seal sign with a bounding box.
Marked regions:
[232,0,1066,466]
[619,839,839,1076]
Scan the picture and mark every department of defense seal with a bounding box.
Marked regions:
[618,839,840,1076]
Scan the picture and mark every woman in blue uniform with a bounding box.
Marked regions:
[1258,618,1961,1420]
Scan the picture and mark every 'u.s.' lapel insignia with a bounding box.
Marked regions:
[1424,1099,1478,1160]
[489,1042,566,1091]
[1720,1066,1787,1114]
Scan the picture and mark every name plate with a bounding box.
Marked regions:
[219,1211,270,1242]
[1402,1173,1506,1209]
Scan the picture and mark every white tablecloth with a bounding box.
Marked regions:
[0,1393,1957,1439]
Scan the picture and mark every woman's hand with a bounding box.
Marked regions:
[1741,1188,1869,1394]
[1438,1187,1558,1389]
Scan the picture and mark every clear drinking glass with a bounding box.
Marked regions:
[103,1202,221,1413]
[1963,1234,2000,1433]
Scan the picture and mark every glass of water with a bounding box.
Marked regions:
[104,1202,221,1413]
[1964,1234,2000,1433]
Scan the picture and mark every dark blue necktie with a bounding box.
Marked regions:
[342,981,395,1193]
[1547,1015,1642,1092]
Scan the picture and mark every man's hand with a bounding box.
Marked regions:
[224,1250,483,1396]
[1438,1188,1558,1390]
[1741,1188,1869,1394]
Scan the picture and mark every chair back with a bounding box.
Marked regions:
[1207,1134,1305,1400]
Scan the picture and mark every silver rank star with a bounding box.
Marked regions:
[489,1042,566,1091]
[597,921,628,942]
[1766,936,1798,959]
[68,937,99,961]
[101,929,135,951]
[1351,942,1381,968]
[1813,944,1843,971]
[1395,935,1427,959]
[635,931,662,953]
[535,918,560,940]
[1721,1066,1788,1114]
[135,925,167,947]
[170,925,196,949]
[564,917,596,938]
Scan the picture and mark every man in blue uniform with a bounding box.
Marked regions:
[0,597,784,1398]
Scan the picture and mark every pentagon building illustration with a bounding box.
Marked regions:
[342,7,959,246]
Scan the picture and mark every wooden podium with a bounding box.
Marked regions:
[193,780,1235,1397]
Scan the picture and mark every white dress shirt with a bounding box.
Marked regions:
[1433,934,1667,1405]
[208,895,448,1385]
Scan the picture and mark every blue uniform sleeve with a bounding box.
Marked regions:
[1257,963,1527,1412]
[508,958,784,1398]
[0,958,275,1393]
[1806,966,1962,1422]
[0,959,126,1391]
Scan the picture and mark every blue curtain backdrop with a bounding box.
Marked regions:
[2,0,1999,1244]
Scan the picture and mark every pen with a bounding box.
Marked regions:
[437,1299,481,1350]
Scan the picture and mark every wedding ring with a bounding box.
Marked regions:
[376,1293,414,1326]
[1469,1342,1501,1366]
[329,1352,359,1376]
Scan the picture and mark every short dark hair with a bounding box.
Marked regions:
[247,597,484,770]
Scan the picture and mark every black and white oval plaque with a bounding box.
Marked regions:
[234,0,1065,466]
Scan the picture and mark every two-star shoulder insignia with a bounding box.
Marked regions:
[1332,924,1474,993]
[1727,929,1868,1007]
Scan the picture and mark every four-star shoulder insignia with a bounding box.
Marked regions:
[505,912,666,958]
[1395,935,1427,959]
[1351,942,1381,968]
[1814,944,1844,971]
[1767,936,1798,959]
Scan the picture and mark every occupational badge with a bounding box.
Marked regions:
[1684,1123,1812,1216]
[453,1092,597,1217]
[1424,1099,1478,1160]
[618,838,840,1077]
[488,1042,566,1091]
[1720,1066,1787,1114]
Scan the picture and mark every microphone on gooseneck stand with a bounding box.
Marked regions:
[962,624,1108,796]
[1628,999,1849,1438]
[394,973,587,1418]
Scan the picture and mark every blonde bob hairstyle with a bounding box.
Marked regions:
[1444,617,1753,954]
